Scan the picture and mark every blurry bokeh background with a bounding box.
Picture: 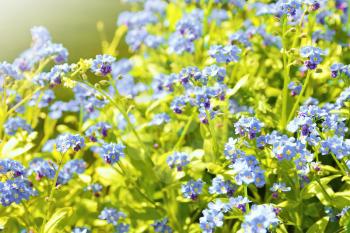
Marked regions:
[0,0,129,62]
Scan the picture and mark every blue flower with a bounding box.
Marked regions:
[99,142,126,164]
[149,113,170,126]
[209,45,241,63]
[99,207,126,226]
[208,9,228,25]
[0,62,23,80]
[241,204,279,232]
[91,55,116,76]
[125,28,148,51]
[4,117,32,136]
[71,227,91,233]
[111,59,133,78]
[338,206,350,217]
[321,136,350,159]
[117,11,157,29]
[209,176,236,196]
[152,218,173,233]
[230,30,252,47]
[182,179,204,200]
[224,138,246,162]
[0,159,26,177]
[85,183,103,196]
[270,182,291,192]
[229,156,265,187]
[29,90,55,108]
[168,10,203,54]
[234,116,263,139]
[288,81,302,96]
[330,63,350,78]
[56,134,85,153]
[28,158,56,180]
[57,159,86,185]
[85,122,111,142]
[166,152,190,171]
[202,65,226,83]
[171,96,188,114]
[300,46,325,70]
[0,178,37,206]
[115,223,130,233]
[278,0,301,16]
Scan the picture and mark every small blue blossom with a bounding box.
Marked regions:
[234,116,263,139]
[288,81,302,96]
[0,62,23,80]
[149,113,170,126]
[85,122,111,142]
[270,182,291,192]
[209,176,236,196]
[182,179,204,200]
[166,152,190,171]
[321,136,350,159]
[209,45,241,63]
[171,96,188,114]
[152,218,173,233]
[71,227,91,233]
[56,134,85,153]
[57,159,86,185]
[4,117,32,136]
[0,178,37,206]
[241,204,279,232]
[28,90,55,108]
[0,159,26,177]
[99,207,126,226]
[91,55,116,76]
[99,142,126,164]
[28,158,56,180]
[85,183,103,196]
[300,46,325,70]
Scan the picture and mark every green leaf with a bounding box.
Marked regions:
[227,75,249,97]
[306,217,329,233]
[44,207,73,233]
[0,217,8,230]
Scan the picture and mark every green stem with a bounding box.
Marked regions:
[7,87,44,116]
[287,71,311,123]
[174,110,196,150]
[80,80,152,164]
[22,201,38,231]
[40,153,65,233]
[330,153,347,176]
[281,16,290,131]
[315,178,333,204]
[206,110,219,161]
[111,165,164,211]
[244,185,249,212]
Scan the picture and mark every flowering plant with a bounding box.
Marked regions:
[0,0,350,232]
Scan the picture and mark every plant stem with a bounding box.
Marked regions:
[330,153,347,176]
[281,16,290,131]
[244,185,250,212]
[40,153,65,233]
[206,109,219,161]
[174,110,196,150]
[7,87,44,116]
[315,178,333,204]
[287,71,311,123]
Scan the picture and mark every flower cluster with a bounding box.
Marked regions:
[99,142,126,164]
[0,159,36,206]
[181,179,204,200]
[56,134,85,153]
[99,207,129,232]
[166,152,190,171]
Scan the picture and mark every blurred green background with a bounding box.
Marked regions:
[0,0,129,63]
